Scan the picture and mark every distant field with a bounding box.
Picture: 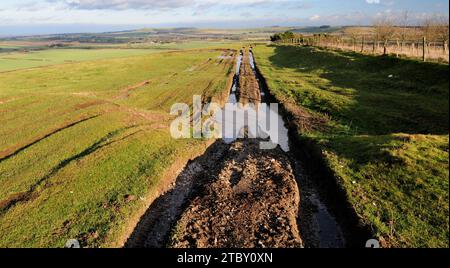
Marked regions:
[0,48,167,72]
[0,48,168,72]
[125,41,241,51]
[0,41,241,72]
[255,45,449,247]
[0,48,235,247]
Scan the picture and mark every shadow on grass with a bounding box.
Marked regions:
[264,45,449,247]
[267,45,449,136]
[0,125,141,214]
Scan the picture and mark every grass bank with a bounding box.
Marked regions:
[254,45,449,248]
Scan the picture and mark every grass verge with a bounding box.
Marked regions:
[254,44,449,248]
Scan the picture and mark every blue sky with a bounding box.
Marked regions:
[0,0,448,35]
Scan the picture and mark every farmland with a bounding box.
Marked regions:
[0,46,236,247]
[254,45,449,247]
[0,49,162,72]
[0,25,448,249]
[0,41,239,72]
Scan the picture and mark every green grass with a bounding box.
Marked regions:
[254,45,449,248]
[0,48,168,72]
[0,48,235,247]
[126,41,240,50]
[0,41,243,73]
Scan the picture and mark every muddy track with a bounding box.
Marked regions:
[125,48,304,248]
[125,139,302,248]
[237,48,261,105]
[169,140,302,248]
[125,142,230,248]
[124,47,357,248]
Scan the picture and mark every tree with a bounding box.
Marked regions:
[422,15,449,54]
[374,16,396,55]
[270,31,296,42]
[433,15,449,52]
[398,10,410,52]
[270,33,282,42]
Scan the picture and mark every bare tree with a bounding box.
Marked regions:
[423,16,437,42]
[398,10,410,52]
[345,27,361,51]
[435,15,450,53]
[374,16,396,55]
[422,14,449,55]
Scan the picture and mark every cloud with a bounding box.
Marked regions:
[51,0,289,10]
[366,0,380,4]
[60,0,191,10]
[309,14,320,21]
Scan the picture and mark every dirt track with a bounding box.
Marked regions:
[170,140,302,248]
[125,48,304,248]
[237,48,261,105]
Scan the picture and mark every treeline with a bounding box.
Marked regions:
[270,31,297,42]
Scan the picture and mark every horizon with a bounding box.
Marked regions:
[0,23,435,39]
[0,0,448,37]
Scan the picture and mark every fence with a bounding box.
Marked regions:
[278,35,449,62]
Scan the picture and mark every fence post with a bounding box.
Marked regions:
[423,37,427,62]
[396,39,400,57]
[360,36,364,53]
[372,38,376,54]
[383,40,388,55]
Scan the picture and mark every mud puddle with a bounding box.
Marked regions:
[292,160,345,248]
[223,49,290,153]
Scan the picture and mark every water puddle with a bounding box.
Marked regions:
[309,193,345,248]
[226,52,242,104]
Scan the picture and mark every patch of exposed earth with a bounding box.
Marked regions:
[125,139,302,248]
[169,140,302,248]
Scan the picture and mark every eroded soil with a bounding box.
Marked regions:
[169,140,302,248]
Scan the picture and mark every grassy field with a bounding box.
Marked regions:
[0,41,240,72]
[254,45,449,248]
[0,48,178,72]
[0,47,235,247]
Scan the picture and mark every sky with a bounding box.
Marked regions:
[0,0,449,36]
